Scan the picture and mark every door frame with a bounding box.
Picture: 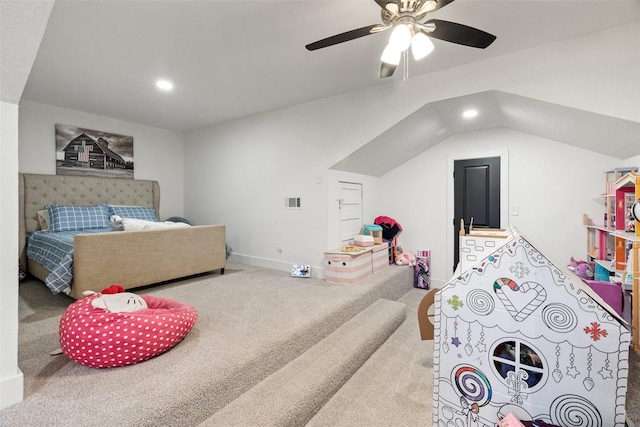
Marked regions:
[326,171,376,251]
[338,181,364,247]
[446,150,510,275]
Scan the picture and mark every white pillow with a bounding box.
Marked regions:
[121,217,190,231]
[37,209,50,231]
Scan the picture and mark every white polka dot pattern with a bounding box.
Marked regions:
[59,294,197,368]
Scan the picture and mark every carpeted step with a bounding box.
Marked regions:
[1,264,415,427]
[307,288,434,426]
[199,298,407,427]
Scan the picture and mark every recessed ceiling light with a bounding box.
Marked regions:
[463,109,478,119]
[156,80,173,91]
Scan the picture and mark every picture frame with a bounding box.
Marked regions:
[55,124,134,178]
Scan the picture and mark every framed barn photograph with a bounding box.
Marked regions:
[55,124,134,178]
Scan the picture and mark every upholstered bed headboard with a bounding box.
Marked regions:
[19,173,160,271]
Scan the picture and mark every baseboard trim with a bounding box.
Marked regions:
[228,253,323,278]
[229,254,448,287]
[0,370,23,410]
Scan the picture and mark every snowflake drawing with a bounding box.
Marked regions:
[509,261,530,279]
[447,295,464,311]
[584,322,608,341]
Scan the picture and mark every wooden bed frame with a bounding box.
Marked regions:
[19,173,226,299]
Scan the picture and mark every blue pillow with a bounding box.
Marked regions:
[46,203,111,232]
[109,205,158,222]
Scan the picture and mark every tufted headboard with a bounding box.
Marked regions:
[19,173,160,271]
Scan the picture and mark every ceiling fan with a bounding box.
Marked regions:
[305,0,496,78]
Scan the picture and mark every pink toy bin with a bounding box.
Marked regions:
[581,278,624,316]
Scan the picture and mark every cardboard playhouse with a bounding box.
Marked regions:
[433,226,631,426]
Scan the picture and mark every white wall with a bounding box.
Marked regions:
[0,101,24,409]
[1,0,53,410]
[184,22,640,282]
[184,101,381,275]
[625,155,640,168]
[18,101,186,220]
[378,127,620,287]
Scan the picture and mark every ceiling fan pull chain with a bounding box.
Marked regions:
[403,50,409,82]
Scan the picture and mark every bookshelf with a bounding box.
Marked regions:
[585,167,639,350]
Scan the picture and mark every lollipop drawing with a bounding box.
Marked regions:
[452,364,493,426]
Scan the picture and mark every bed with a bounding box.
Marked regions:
[19,173,226,299]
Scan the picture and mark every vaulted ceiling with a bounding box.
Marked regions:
[5,1,640,168]
[16,1,640,131]
[331,90,640,176]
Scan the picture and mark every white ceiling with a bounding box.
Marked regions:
[331,90,640,176]
[19,0,640,134]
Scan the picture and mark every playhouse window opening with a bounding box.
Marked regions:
[492,340,546,389]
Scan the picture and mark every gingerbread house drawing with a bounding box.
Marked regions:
[433,226,630,426]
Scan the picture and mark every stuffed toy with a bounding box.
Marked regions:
[396,251,416,266]
[87,285,148,313]
[394,245,404,263]
[567,257,594,279]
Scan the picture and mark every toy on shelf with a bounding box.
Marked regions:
[395,251,416,266]
[363,224,383,244]
[291,264,311,278]
[415,250,430,289]
[384,236,397,264]
[375,215,403,263]
[341,245,367,252]
[567,257,594,280]
[374,216,403,240]
[354,234,374,247]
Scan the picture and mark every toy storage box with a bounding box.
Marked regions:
[371,243,389,273]
[324,249,372,284]
[415,250,430,289]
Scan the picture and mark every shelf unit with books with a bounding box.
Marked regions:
[585,168,639,350]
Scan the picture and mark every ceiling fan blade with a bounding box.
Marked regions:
[414,0,453,16]
[306,25,380,51]
[380,62,397,78]
[374,0,398,12]
[431,0,455,12]
[424,19,496,48]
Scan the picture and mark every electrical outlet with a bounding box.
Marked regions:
[277,242,283,252]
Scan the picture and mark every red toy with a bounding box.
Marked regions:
[59,286,197,368]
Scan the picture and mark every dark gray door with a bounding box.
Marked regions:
[453,157,501,272]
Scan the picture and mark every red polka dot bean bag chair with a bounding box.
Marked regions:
[59,285,198,368]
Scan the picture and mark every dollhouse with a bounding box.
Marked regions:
[433,227,630,426]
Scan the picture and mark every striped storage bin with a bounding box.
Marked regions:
[324,249,372,284]
[371,243,389,273]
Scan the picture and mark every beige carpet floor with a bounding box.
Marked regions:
[2,261,638,426]
[1,262,422,426]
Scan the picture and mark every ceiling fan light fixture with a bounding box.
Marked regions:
[388,23,412,52]
[411,32,434,60]
[381,43,401,65]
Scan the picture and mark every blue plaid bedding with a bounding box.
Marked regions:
[26,228,111,295]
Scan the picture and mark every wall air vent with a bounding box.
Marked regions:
[284,197,301,209]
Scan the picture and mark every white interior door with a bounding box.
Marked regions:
[338,181,363,247]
